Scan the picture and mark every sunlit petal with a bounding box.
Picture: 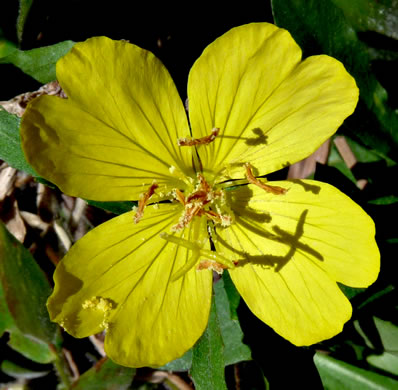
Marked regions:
[215,181,379,345]
[21,37,193,200]
[188,23,358,181]
[47,204,212,367]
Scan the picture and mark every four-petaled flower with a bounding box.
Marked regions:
[21,23,379,367]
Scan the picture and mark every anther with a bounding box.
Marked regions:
[177,127,220,147]
[245,163,287,195]
[134,182,159,224]
[197,260,228,274]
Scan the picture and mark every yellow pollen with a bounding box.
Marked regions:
[82,296,114,330]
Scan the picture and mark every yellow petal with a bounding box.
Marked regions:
[215,181,379,345]
[188,23,358,181]
[47,204,212,367]
[21,37,193,201]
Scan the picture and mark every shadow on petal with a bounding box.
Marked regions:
[48,261,84,319]
[217,208,324,272]
[290,179,321,194]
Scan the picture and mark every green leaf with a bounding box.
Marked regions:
[314,352,398,389]
[0,110,37,176]
[0,38,17,58]
[71,358,135,390]
[17,0,34,44]
[373,317,398,353]
[368,352,398,376]
[338,284,366,300]
[162,274,251,372]
[0,274,14,336]
[357,285,396,311]
[2,274,54,364]
[160,349,192,371]
[345,137,388,164]
[0,221,57,344]
[368,196,398,205]
[328,144,357,184]
[190,295,227,390]
[8,329,55,364]
[214,277,251,365]
[85,200,136,215]
[271,0,398,163]
[1,360,49,380]
[222,270,241,321]
[0,40,75,83]
[330,0,398,39]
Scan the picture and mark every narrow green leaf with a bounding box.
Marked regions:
[0,40,75,83]
[368,196,398,205]
[214,277,251,365]
[190,295,227,390]
[0,221,57,344]
[271,0,398,162]
[71,358,135,390]
[85,200,136,215]
[357,285,396,310]
[0,110,37,176]
[17,0,34,44]
[1,360,49,380]
[314,352,398,389]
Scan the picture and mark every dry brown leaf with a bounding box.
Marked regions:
[4,199,27,243]
[287,139,331,179]
[0,81,66,117]
[149,371,193,390]
[334,136,368,189]
[20,210,50,231]
[0,163,17,201]
[53,220,72,251]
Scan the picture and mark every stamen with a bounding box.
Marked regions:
[245,163,287,195]
[134,182,159,224]
[172,203,203,232]
[174,188,186,205]
[177,127,220,147]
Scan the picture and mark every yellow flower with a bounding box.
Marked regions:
[20,23,379,367]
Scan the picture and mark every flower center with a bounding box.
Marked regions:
[132,128,288,280]
[171,173,233,232]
